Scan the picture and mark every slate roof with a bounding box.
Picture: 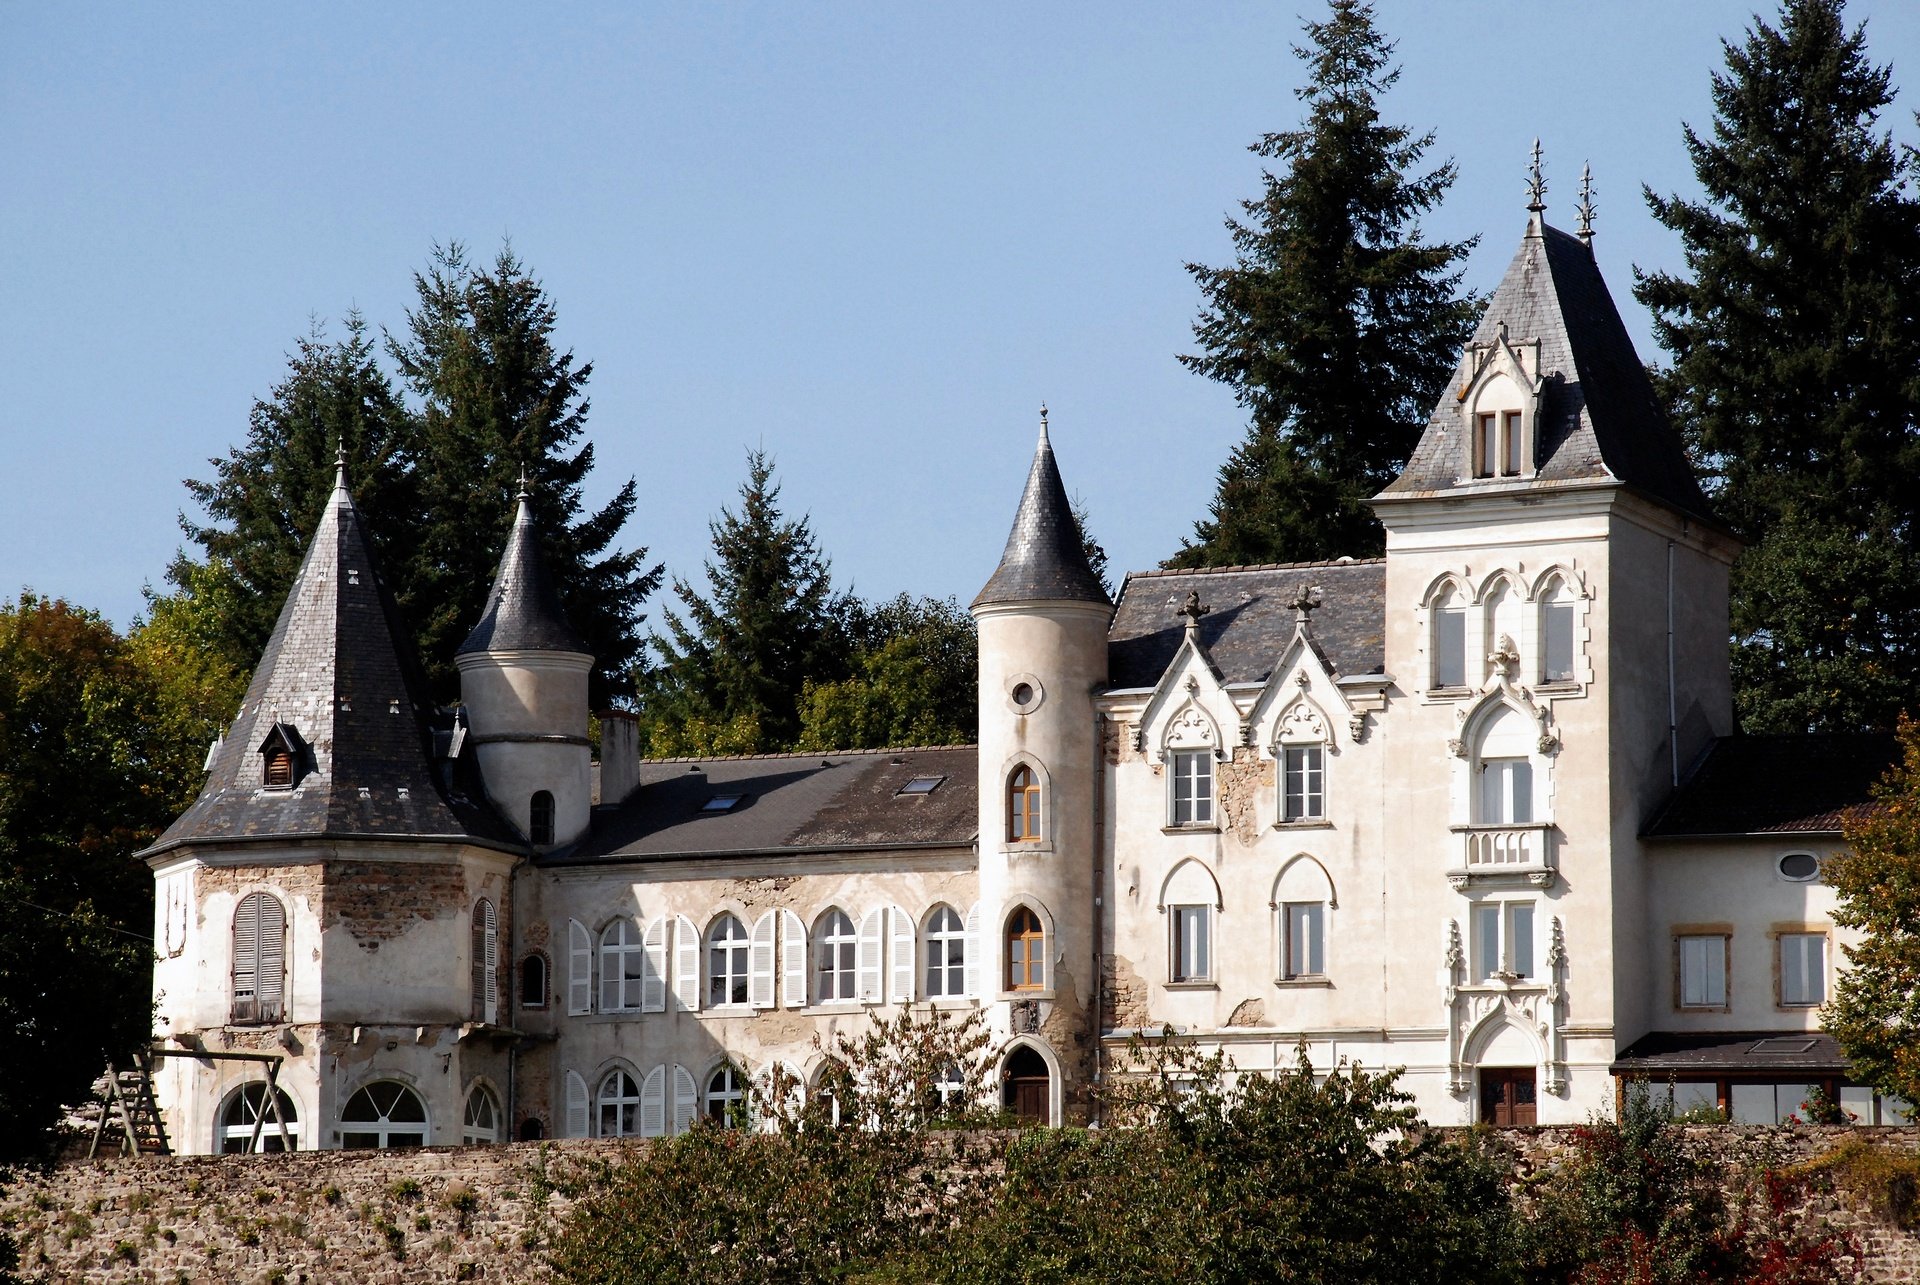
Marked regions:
[144,469,519,858]
[1611,1031,1848,1076]
[1643,734,1898,839]
[973,420,1110,609]
[1378,219,1715,524]
[557,746,978,864]
[1106,559,1386,690]
[458,491,589,656]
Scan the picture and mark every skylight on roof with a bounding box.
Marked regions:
[897,776,945,796]
[700,793,746,813]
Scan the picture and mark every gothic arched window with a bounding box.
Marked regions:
[1007,766,1042,842]
[1006,907,1046,992]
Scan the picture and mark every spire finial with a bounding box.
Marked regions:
[1038,402,1050,446]
[1287,581,1323,625]
[1576,161,1597,247]
[1526,138,1547,215]
[333,441,348,495]
[517,466,531,501]
[1178,589,1211,635]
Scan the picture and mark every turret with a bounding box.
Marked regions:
[971,408,1111,1122]
[457,481,593,850]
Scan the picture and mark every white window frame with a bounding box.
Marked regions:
[1432,596,1467,690]
[1477,757,1534,825]
[1281,743,1325,822]
[1779,932,1827,1007]
[599,919,646,1013]
[815,909,858,1004]
[707,914,750,1008]
[217,1083,298,1154]
[1281,901,1325,979]
[1540,589,1576,684]
[462,1083,501,1146]
[1169,904,1211,983]
[471,899,498,1025]
[1168,749,1214,827]
[597,1069,642,1137]
[925,905,966,999]
[1472,901,1536,981]
[340,1081,428,1150]
[1677,934,1729,1009]
[705,1064,745,1128]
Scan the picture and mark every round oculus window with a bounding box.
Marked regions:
[1011,683,1033,705]
[1777,852,1819,882]
[1006,675,1044,714]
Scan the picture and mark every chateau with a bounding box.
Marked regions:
[142,204,1904,1155]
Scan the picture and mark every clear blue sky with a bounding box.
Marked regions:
[5,2,1918,633]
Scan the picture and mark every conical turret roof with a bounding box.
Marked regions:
[972,415,1110,609]
[144,459,516,857]
[1378,217,1715,523]
[458,488,590,656]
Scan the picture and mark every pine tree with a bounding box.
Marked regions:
[167,312,419,677]
[636,451,848,755]
[1635,0,1920,732]
[1169,0,1477,569]
[796,595,978,751]
[392,243,661,705]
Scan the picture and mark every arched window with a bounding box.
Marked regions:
[1474,707,1535,825]
[529,791,556,846]
[705,1064,745,1128]
[471,899,498,1024]
[1274,858,1335,981]
[600,920,645,1012]
[815,909,857,1003]
[1168,750,1213,826]
[598,1069,642,1136]
[340,1082,428,1149]
[1007,766,1042,842]
[1431,587,1467,690]
[230,892,286,1025]
[463,1084,501,1145]
[520,953,548,1009]
[1539,578,1577,683]
[217,1083,297,1154]
[518,1117,545,1142]
[707,915,750,1007]
[1006,907,1045,992]
[925,905,965,999]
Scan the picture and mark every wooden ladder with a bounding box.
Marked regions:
[89,1052,171,1158]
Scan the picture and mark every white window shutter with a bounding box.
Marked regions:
[781,909,807,1009]
[642,915,668,1013]
[640,1066,667,1138]
[568,919,592,1015]
[888,906,914,1003]
[565,1071,589,1138]
[256,896,286,1023]
[673,914,700,1012]
[857,908,884,1003]
[749,910,776,1009]
[483,902,499,1024]
[672,1064,697,1135]
[964,903,981,999]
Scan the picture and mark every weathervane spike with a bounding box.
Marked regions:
[1576,161,1597,247]
[517,466,530,501]
[1525,138,1547,214]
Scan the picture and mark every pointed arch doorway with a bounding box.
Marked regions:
[1003,1046,1051,1124]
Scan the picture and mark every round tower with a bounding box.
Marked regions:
[971,408,1111,1123]
[456,483,593,850]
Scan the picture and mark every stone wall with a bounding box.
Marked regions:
[4,1127,1919,1283]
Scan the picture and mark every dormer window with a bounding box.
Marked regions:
[1457,333,1542,484]
[257,722,305,791]
[530,790,556,844]
[1473,411,1524,478]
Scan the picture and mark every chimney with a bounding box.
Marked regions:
[598,711,640,805]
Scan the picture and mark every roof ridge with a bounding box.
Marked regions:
[640,744,978,765]
[1123,557,1385,581]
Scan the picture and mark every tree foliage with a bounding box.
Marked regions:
[165,246,660,707]
[636,450,849,756]
[391,243,661,704]
[0,595,227,1160]
[1170,0,1477,569]
[795,595,977,751]
[1635,0,1920,732]
[1826,715,1920,1103]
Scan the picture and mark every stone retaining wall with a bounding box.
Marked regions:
[3,1127,1917,1283]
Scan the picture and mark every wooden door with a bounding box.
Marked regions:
[1010,1078,1048,1123]
[1480,1068,1537,1126]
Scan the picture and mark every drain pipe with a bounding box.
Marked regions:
[1667,541,1679,787]
[1090,711,1106,1128]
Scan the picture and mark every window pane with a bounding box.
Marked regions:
[1544,601,1575,681]
[1435,607,1466,687]
[1285,902,1324,977]
[1172,906,1209,981]
[1508,761,1533,823]
[1504,411,1523,475]
[1674,1082,1718,1115]
[1509,904,1534,978]
[1781,935,1824,1005]
[1473,905,1501,980]
[1730,1083,1774,1125]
